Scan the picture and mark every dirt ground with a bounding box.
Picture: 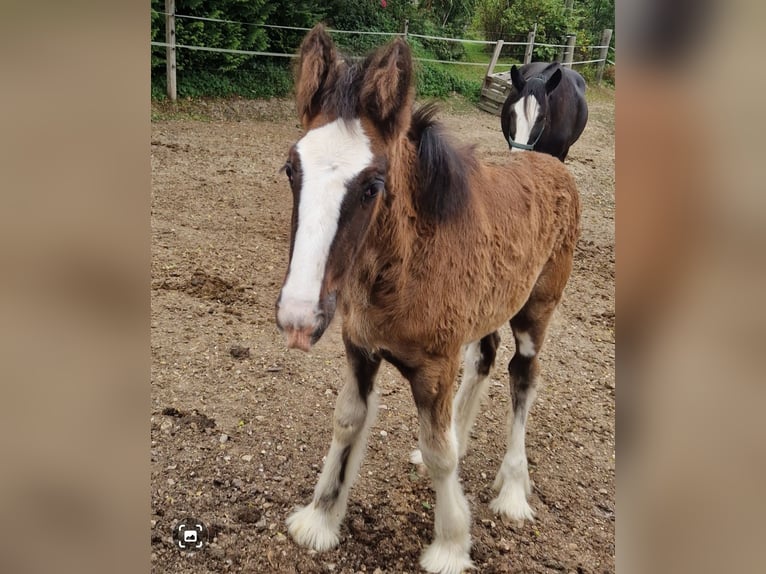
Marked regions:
[150,89,615,573]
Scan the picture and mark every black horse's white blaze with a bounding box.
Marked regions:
[510,96,541,152]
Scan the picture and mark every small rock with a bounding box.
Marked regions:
[232,478,244,489]
[230,345,250,359]
[242,454,253,462]
[160,419,174,435]
[220,433,229,443]
[373,569,384,574]
[274,532,287,543]
[379,430,387,437]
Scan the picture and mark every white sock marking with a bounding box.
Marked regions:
[491,388,536,522]
[288,370,379,552]
[419,427,473,573]
[453,340,491,458]
[516,331,536,357]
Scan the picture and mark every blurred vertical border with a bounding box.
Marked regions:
[0,2,148,573]
[618,0,766,572]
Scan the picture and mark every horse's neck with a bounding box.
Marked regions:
[376,139,418,255]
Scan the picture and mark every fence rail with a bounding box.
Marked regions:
[153,5,614,101]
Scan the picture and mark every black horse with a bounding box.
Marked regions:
[500,62,588,162]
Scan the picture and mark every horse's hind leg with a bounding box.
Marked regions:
[410,332,500,465]
[287,335,380,551]
[453,332,501,458]
[491,253,573,522]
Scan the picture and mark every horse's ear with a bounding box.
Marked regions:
[546,68,562,94]
[296,24,338,125]
[510,65,526,91]
[360,37,414,139]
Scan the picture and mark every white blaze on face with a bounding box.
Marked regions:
[277,118,373,330]
[510,95,540,152]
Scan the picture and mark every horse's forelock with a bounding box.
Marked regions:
[320,58,362,121]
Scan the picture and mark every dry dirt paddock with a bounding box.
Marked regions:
[150,90,615,573]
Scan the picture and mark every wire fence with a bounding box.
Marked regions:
[154,11,614,66]
[153,9,614,100]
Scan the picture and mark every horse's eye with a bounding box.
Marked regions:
[363,180,384,202]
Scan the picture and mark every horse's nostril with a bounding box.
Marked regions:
[284,324,314,352]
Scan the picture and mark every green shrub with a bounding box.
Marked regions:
[152,60,293,99]
[415,63,481,102]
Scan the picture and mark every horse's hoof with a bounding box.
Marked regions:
[286,504,340,551]
[489,486,535,523]
[420,540,474,574]
[409,448,424,465]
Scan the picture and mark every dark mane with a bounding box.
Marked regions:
[408,103,475,221]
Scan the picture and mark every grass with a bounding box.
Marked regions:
[585,83,616,104]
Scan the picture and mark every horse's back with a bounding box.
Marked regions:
[480,151,579,236]
[454,151,578,337]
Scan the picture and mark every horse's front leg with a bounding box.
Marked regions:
[409,357,474,574]
[287,334,380,551]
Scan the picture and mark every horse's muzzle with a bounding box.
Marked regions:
[284,324,314,352]
[275,293,336,352]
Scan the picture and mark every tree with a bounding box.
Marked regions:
[474,0,612,46]
[475,0,574,59]
[423,0,477,30]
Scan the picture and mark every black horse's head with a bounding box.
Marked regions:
[504,65,562,151]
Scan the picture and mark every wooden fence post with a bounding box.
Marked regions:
[595,28,613,84]
[485,40,504,78]
[563,34,576,68]
[165,0,177,101]
[524,26,536,65]
[403,19,409,41]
